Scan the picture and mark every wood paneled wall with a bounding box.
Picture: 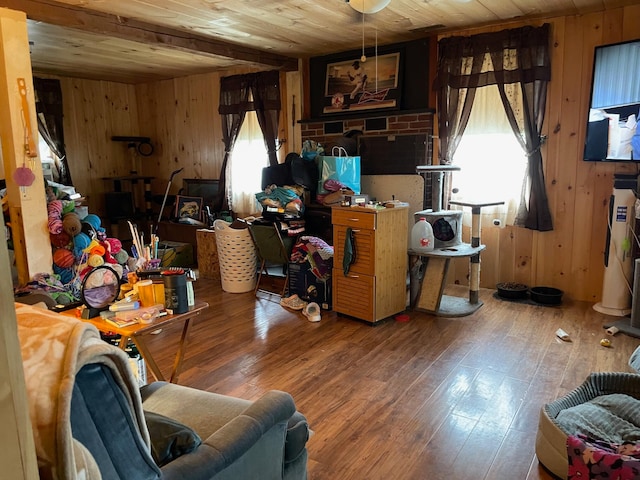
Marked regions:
[56,5,638,303]
[134,67,300,200]
[60,67,300,217]
[60,77,139,215]
[135,73,224,196]
[446,5,640,303]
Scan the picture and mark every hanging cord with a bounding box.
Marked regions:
[375,27,378,92]
[361,10,366,62]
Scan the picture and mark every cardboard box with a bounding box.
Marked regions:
[288,262,332,310]
[196,228,220,281]
[158,241,195,267]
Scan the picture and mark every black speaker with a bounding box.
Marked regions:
[324,121,343,134]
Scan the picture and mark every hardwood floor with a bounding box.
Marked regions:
[142,280,640,480]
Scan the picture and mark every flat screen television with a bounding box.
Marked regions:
[583,39,640,162]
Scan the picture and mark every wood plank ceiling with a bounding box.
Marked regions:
[1,0,637,83]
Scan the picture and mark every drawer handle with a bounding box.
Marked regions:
[346,274,359,278]
[348,218,360,222]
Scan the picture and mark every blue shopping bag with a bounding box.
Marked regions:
[317,147,361,194]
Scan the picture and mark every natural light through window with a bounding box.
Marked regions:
[228,110,269,217]
[450,84,527,227]
[38,135,56,182]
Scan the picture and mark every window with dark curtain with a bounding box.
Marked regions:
[433,24,552,231]
[215,70,280,213]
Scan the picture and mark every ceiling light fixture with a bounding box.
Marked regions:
[347,0,391,14]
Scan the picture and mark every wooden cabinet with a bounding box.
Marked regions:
[332,206,408,324]
[157,221,199,258]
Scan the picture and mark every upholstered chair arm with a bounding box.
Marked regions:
[141,382,303,480]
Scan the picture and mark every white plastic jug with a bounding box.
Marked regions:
[411,217,435,253]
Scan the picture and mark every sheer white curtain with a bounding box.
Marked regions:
[226,111,269,218]
[449,84,528,228]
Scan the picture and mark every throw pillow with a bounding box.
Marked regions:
[144,410,202,467]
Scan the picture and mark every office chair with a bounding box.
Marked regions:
[249,223,295,297]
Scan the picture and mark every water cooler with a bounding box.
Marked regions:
[594,174,637,317]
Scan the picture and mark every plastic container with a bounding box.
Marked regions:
[413,209,463,248]
[135,279,156,307]
[163,271,188,314]
[411,217,435,253]
[115,304,163,324]
[214,219,258,293]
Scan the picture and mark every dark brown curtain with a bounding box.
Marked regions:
[216,70,281,212]
[33,77,73,186]
[433,24,552,231]
[252,70,281,167]
[216,74,251,211]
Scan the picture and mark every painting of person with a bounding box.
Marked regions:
[323,52,400,114]
[346,60,368,108]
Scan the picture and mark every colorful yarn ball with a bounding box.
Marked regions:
[62,213,82,236]
[114,249,129,264]
[47,200,63,218]
[83,214,105,232]
[90,244,106,257]
[52,264,74,285]
[87,254,104,267]
[52,248,75,269]
[105,237,122,254]
[47,200,64,234]
[74,232,90,249]
[101,242,117,264]
[48,217,63,234]
[83,239,100,254]
[61,200,76,215]
[50,231,71,248]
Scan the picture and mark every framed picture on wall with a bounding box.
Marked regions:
[174,195,203,221]
[308,39,431,119]
[322,52,401,114]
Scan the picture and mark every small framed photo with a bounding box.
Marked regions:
[174,195,203,221]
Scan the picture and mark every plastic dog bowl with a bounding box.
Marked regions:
[496,282,529,300]
[529,286,563,305]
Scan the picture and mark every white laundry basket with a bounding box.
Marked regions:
[213,219,258,293]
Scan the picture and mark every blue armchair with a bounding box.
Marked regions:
[15,302,309,480]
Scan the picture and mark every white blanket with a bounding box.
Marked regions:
[15,302,150,480]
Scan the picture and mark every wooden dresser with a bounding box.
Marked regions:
[332,206,408,324]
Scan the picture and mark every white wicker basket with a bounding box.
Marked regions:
[213,220,257,293]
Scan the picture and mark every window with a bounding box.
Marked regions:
[449,85,527,227]
[38,135,56,182]
[227,111,269,217]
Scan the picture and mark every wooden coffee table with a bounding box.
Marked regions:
[79,301,209,383]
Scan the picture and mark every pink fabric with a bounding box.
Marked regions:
[567,434,640,479]
[323,178,346,192]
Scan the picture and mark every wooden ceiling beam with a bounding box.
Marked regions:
[0,0,299,71]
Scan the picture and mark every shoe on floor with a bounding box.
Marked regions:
[303,302,321,322]
[280,294,307,311]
